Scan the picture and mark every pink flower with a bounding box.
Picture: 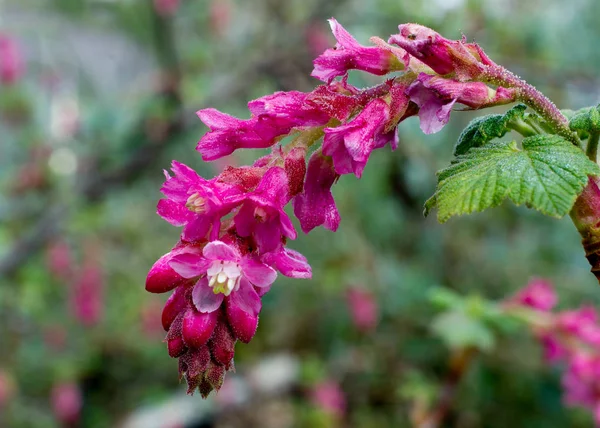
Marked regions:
[510,278,557,312]
[157,161,244,241]
[169,241,276,318]
[196,109,277,161]
[0,34,25,85]
[247,90,331,134]
[557,307,600,347]
[561,352,600,425]
[541,334,567,363]
[293,151,340,233]
[234,167,296,252]
[407,73,516,134]
[261,246,312,279]
[51,382,82,425]
[310,380,346,418]
[388,24,493,80]
[305,84,359,121]
[322,98,395,177]
[312,19,404,83]
[346,287,379,333]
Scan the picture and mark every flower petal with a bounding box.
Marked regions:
[229,278,261,316]
[242,258,277,287]
[192,277,224,313]
[202,240,240,262]
[169,251,211,278]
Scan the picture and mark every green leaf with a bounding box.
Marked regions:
[454,104,527,155]
[431,310,495,352]
[427,135,600,222]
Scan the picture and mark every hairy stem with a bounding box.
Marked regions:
[481,65,579,146]
[587,131,600,162]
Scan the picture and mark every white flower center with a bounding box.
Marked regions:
[207,260,242,296]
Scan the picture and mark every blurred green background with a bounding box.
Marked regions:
[1,0,600,427]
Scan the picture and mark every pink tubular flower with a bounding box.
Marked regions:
[323,98,394,178]
[196,109,276,161]
[293,151,340,233]
[234,167,296,252]
[169,240,276,317]
[561,352,600,425]
[557,307,600,347]
[407,73,516,134]
[248,90,331,134]
[157,161,244,241]
[261,246,312,279]
[312,18,404,83]
[388,23,494,80]
[0,34,25,85]
[509,278,557,312]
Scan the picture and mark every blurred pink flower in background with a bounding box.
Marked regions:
[305,22,332,57]
[0,34,25,85]
[70,249,104,327]
[51,382,82,425]
[346,287,379,333]
[154,0,180,16]
[509,277,557,311]
[310,380,346,418]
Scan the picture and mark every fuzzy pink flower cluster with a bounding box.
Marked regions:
[511,279,600,425]
[147,18,518,397]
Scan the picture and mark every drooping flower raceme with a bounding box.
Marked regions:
[147,18,519,398]
[511,280,600,425]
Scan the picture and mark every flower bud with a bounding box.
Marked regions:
[168,336,187,358]
[312,19,404,83]
[293,151,340,233]
[205,361,226,391]
[161,286,188,331]
[226,299,259,343]
[209,320,236,369]
[146,250,187,294]
[284,147,307,197]
[388,24,493,80]
[182,309,218,348]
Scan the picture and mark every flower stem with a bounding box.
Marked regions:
[415,347,477,428]
[587,131,600,162]
[481,65,579,146]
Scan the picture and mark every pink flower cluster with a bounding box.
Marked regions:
[511,279,600,425]
[147,18,518,397]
